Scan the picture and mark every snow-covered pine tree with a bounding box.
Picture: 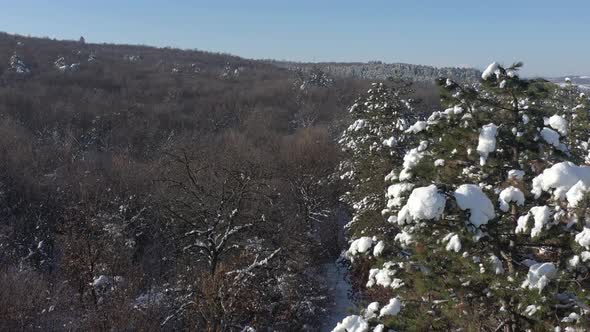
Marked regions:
[338,81,417,250]
[335,63,590,332]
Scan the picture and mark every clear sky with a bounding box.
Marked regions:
[2,0,589,77]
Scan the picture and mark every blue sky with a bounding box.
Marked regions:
[1,0,589,77]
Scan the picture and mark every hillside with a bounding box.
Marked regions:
[0,32,380,147]
[0,32,380,330]
[1,32,281,77]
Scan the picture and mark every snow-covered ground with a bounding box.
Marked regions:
[320,206,356,331]
[320,261,355,332]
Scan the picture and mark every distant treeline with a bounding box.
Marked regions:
[270,60,482,83]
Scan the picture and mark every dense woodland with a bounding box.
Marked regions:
[0,32,446,330]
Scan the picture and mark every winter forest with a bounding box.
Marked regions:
[1,28,590,332]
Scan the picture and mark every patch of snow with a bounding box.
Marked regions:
[373,325,385,332]
[477,123,498,166]
[349,119,366,131]
[394,230,413,247]
[531,162,590,200]
[92,275,112,289]
[386,183,414,208]
[405,120,427,134]
[347,237,374,256]
[402,141,428,170]
[373,240,385,257]
[522,262,557,293]
[498,186,525,212]
[565,181,589,207]
[384,170,398,182]
[523,304,540,316]
[489,255,505,274]
[443,233,462,252]
[515,214,531,235]
[454,184,495,228]
[540,127,562,148]
[561,312,580,323]
[125,55,141,62]
[55,56,80,72]
[517,206,552,238]
[367,265,404,289]
[134,289,164,309]
[443,105,464,116]
[546,115,568,135]
[397,185,446,223]
[399,168,413,181]
[8,53,30,74]
[508,169,525,181]
[364,302,380,319]
[332,315,369,332]
[379,298,401,317]
[434,159,445,167]
[568,255,581,268]
[482,62,501,80]
[575,228,590,249]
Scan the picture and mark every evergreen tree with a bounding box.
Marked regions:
[335,63,590,332]
[338,81,417,241]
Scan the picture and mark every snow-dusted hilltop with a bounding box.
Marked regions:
[0,32,283,81]
[337,61,590,331]
[550,76,590,92]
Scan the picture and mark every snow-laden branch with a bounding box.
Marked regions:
[160,300,196,327]
[227,248,281,283]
